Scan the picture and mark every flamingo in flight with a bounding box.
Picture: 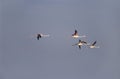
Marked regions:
[88,41,100,48]
[72,40,87,49]
[36,33,50,40]
[30,33,50,40]
[72,30,86,38]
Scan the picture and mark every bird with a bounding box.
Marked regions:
[72,40,87,49]
[72,30,86,38]
[88,41,100,48]
[37,33,50,40]
[31,33,50,40]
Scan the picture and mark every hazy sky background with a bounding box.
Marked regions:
[1,0,120,79]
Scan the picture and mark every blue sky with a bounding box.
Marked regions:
[1,0,120,79]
